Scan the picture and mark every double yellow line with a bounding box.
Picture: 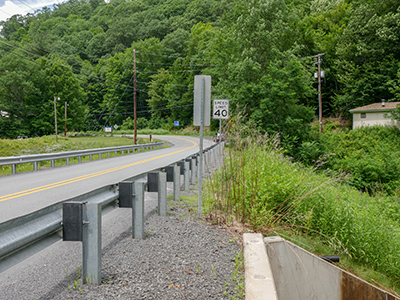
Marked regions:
[0,137,198,203]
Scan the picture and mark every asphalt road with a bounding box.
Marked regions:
[0,135,214,300]
[0,135,211,223]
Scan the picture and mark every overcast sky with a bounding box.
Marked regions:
[0,0,63,22]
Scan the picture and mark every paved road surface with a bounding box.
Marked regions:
[0,135,211,223]
[0,135,218,300]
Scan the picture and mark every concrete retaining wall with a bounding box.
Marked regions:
[244,234,400,300]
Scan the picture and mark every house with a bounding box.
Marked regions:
[349,101,400,129]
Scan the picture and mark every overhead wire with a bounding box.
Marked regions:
[136,51,212,62]
[0,33,214,126]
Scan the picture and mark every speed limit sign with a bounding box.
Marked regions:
[213,99,229,119]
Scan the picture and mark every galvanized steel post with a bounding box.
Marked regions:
[133,181,145,239]
[158,172,167,216]
[82,202,102,284]
[184,161,190,190]
[173,164,180,201]
[191,157,197,183]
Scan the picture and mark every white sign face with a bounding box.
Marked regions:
[105,127,112,132]
[213,99,229,119]
[193,75,211,126]
[113,124,119,130]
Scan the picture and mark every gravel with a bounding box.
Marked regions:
[50,197,243,300]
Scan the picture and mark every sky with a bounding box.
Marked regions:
[0,0,63,22]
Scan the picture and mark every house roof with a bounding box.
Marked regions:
[349,102,400,113]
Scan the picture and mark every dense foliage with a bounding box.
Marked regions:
[1,0,400,191]
[298,126,400,194]
[0,0,398,139]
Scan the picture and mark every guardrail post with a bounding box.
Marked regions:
[158,172,167,216]
[119,181,145,239]
[167,164,180,201]
[184,161,190,190]
[185,158,192,183]
[66,157,70,165]
[178,161,185,191]
[191,157,197,183]
[51,159,55,168]
[34,162,38,171]
[133,181,145,239]
[148,172,167,216]
[197,155,202,179]
[173,164,180,200]
[82,202,102,285]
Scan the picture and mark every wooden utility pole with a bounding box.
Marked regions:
[64,102,68,137]
[133,49,137,145]
[54,96,59,142]
[312,53,325,133]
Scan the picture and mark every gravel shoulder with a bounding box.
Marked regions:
[50,194,244,300]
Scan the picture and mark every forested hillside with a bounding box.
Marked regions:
[0,0,399,152]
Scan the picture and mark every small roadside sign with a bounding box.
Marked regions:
[113,124,119,130]
[213,99,229,119]
[104,127,112,133]
[174,121,180,126]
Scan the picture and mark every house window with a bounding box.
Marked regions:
[361,113,366,118]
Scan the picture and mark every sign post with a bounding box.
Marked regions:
[193,75,211,218]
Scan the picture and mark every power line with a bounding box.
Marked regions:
[138,69,206,74]
[136,51,213,62]
[137,61,217,67]
[0,40,127,89]
[137,80,192,87]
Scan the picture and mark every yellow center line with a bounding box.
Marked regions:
[0,137,198,203]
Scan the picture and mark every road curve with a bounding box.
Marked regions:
[0,135,211,224]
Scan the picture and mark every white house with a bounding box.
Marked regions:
[349,101,400,129]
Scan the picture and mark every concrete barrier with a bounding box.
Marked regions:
[244,234,400,300]
[243,233,278,300]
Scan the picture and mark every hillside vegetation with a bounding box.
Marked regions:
[0,0,399,153]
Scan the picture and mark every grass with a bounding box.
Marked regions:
[204,115,400,295]
[0,134,160,176]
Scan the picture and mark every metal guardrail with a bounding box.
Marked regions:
[0,141,225,283]
[0,185,119,260]
[0,142,163,174]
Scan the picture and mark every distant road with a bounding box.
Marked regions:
[0,135,211,223]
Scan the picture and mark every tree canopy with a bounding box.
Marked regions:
[0,0,398,153]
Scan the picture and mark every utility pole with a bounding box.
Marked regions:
[312,53,325,133]
[54,96,60,142]
[133,49,137,145]
[64,102,68,137]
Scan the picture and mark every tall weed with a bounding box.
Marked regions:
[206,118,400,286]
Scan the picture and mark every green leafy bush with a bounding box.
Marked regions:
[298,126,400,194]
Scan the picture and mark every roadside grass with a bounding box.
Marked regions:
[204,116,400,295]
[0,135,158,176]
